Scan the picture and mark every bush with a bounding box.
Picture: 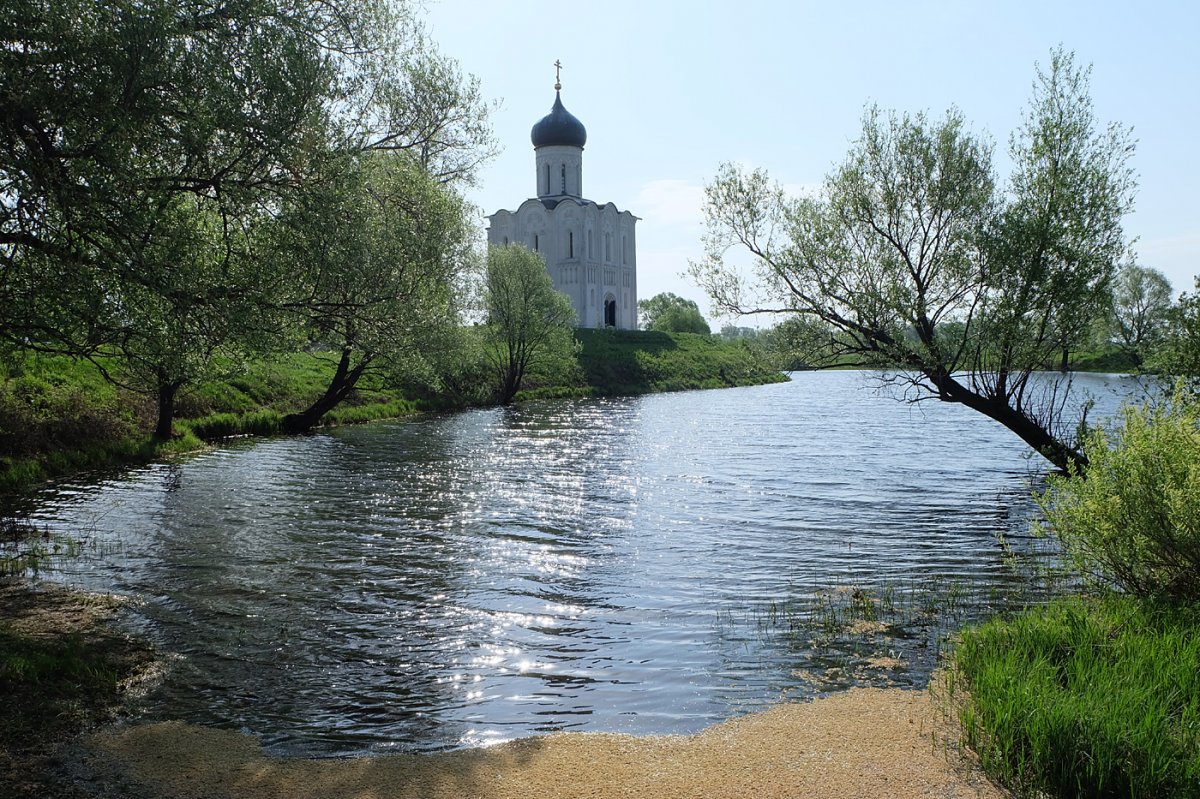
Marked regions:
[1038,392,1200,603]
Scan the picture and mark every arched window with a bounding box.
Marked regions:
[534,234,539,252]
[568,231,574,258]
[560,164,566,193]
[544,164,549,195]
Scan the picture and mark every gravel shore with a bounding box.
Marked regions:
[88,688,1006,799]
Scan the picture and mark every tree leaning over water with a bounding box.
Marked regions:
[690,48,1135,471]
[271,151,476,433]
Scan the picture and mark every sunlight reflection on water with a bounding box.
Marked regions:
[29,371,1142,755]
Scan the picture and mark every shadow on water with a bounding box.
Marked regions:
[25,371,1138,755]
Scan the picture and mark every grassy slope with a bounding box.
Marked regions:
[520,328,788,399]
[1,332,784,497]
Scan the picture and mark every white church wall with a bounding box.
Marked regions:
[485,86,639,331]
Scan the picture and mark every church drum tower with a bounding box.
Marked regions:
[486,68,638,330]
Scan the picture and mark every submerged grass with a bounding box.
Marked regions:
[715,571,1061,694]
[0,582,157,798]
[950,594,1200,798]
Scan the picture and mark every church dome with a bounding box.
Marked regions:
[531,92,587,149]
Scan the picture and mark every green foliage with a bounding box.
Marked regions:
[638,292,712,334]
[1037,394,1200,603]
[0,352,421,496]
[954,596,1200,798]
[483,245,577,404]
[1109,263,1173,366]
[0,356,144,459]
[177,411,283,441]
[758,317,843,370]
[325,399,419,426]
[1,0,494,441]
[270,150,477,432]
[692,47,1136,470]
[1150,277,1200,388]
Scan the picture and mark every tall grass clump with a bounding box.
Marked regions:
[954,596,1200,798]
[953,391,1200,797]
[1038,391,1200,604]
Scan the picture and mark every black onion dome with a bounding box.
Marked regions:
[531,92,586,148]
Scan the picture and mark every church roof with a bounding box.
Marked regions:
[531,91,587,149]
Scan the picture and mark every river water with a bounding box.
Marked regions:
[27,370,1141,756]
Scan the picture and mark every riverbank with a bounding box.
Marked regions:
[0,580,1008,799]
[0,331,785,501]
[87,687,1001,799]
[0,580,158,799]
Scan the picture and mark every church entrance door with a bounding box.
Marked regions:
[603,295,616,327]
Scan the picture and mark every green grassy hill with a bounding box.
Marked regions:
[518,328,788,399]
[1,330,784,498]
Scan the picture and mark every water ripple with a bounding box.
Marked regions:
[28,371,1140,755]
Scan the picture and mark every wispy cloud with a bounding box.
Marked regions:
[634,179,706,228]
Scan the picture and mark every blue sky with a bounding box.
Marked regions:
[425,1,1200,323]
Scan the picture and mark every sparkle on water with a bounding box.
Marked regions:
[29,371,1141,756]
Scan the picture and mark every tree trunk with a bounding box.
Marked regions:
[282,348,370,434]
[1060,344,1070,372]
[926,368,1085,473]
[153,376,184,441]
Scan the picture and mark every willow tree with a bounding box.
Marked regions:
[1110,263,1173,366]
[0,0,494,439]
[690,49,1134,471]
[0,0,368,437]
[483,245,577,405]
[272,151,475,433]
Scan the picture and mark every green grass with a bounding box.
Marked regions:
[951,594,1200,798]
[1069,348,1140,373]
[1,333,784,500]
[0,352,424,500]
[519,328,788,399]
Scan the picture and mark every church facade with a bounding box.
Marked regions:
[486,80,638,329]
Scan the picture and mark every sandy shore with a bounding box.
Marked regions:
[88,688,1006,799]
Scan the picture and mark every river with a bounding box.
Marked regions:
[27,370,1142,756]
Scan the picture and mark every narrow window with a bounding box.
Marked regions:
[569,231,574,258]
[588,230,593,258]
[534,234,539,252]
[560,164,566,193]
[544,164,549,194]
[503,236,509,245]
[605,233,611,262]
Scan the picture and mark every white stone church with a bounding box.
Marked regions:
[486,78,638,329]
